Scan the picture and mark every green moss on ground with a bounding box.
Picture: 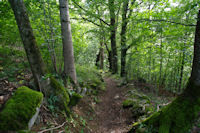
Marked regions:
[0,86,43,131]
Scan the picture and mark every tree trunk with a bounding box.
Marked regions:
[95,51,100,68]
[59,0,77,84]
[8,0,47,91]
[99,41,104,70]
[129,10,200,133]
[120,0,129,77]
[109,0,118,74]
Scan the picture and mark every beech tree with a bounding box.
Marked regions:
[8,0,47,91]
[129,9,200,133]
[59,0,77,84]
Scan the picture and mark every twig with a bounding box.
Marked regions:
[38,121,67,133]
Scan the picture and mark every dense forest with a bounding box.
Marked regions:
[0,0,200,132]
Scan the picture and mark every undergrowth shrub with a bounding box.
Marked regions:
[76,65,105,95]
[0,46,28,81]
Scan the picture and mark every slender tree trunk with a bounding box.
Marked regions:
[99,41,104,70]
[129,10,200,133]
[8,0,47,90]
[104,42,112,71]
[109,0,118,74]
[95,51,100,68]
[59,0,77,84]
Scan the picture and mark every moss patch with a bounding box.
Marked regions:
[122,99,135,108]
[69,93,83,107]
[50,77,70,113]
[0,86,43,131]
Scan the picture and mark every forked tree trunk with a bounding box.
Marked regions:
[8,0,47,91]
[59,0,77,84]
[129,10,200,133]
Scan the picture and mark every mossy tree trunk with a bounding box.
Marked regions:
[59,0,77,84]
[108,0,118,74]
[8,0,47,91]
[129,10,200,133]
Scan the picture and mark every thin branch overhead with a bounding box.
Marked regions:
[71,17,101,27]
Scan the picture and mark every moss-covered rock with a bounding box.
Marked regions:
[50,77,70,113]
[0,86,43,131]
[69,93,83,107]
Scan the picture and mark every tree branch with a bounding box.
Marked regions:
[71,16,101,27]
[72,0,110,26]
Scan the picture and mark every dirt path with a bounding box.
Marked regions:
[89,77,132,133]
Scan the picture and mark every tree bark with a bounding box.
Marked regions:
[99,41,104,70]
[120,0,129,77]
[59,0,77,84]
[129,10,200,133]
[8,0,47,90]
[108,0,118,74]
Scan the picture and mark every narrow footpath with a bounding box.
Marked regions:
[89,77,133,133]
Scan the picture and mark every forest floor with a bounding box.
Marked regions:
[73,77,133,133]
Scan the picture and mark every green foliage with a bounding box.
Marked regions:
[0,86,43,131]
[0,46,28,81]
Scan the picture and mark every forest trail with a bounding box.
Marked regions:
[88,77,132,133]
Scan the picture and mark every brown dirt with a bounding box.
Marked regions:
[86,77,133,133]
